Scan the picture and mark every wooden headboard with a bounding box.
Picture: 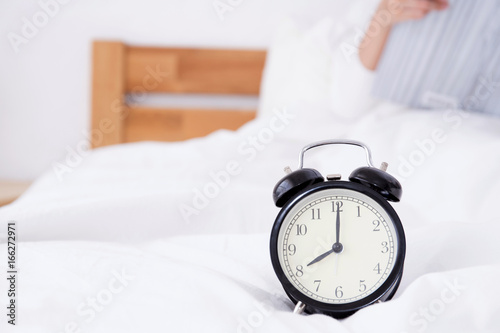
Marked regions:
[91,41,266,148]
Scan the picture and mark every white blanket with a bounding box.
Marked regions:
[1,102,500,332]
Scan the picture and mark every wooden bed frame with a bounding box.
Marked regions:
[91,41,266,148]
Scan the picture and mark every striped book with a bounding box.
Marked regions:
[372,0,500,115]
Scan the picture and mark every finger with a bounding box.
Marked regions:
[433,0,449,10]
[402,0,447,11]
[423,0,449,10]
[399,7,431,20]
[386,0,438,22]
[434,0,449,6]
[386,0,429,17]
[401,0,433,10]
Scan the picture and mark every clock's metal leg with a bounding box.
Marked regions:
[293,301,306,315]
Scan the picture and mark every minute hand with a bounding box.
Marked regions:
[307,205,343,267]
[332,204,343,254]
[335,208,340,245]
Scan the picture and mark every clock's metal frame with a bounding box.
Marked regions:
[298,140,375,169]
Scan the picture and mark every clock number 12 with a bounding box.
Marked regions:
[331,201,343,212]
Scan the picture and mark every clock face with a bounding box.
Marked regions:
[275,186,401,306]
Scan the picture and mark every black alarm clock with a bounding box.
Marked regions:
[270,140,405,318]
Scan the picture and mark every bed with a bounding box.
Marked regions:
[90,41,266,147]
[1,4,500,332]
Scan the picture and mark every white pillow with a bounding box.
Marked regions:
[328,0,382,119]
[257,17,335,119]
[258,0,382,120]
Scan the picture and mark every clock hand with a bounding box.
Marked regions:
[332,203,343,254]
[307,203,344,267]
[307,248,335,266]
[335,205,340,245]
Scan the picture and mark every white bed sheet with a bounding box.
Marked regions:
[1,102,500,332]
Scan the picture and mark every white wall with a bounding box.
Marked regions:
[0,0,350,181]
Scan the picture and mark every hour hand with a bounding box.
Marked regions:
[307,249,335,266]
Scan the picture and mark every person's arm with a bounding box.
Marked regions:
[359,0,449,71]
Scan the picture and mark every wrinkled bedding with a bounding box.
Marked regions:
[1,103,500,332]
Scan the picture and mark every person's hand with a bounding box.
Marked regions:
[380,0,449,26]
[359,0,449,70]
